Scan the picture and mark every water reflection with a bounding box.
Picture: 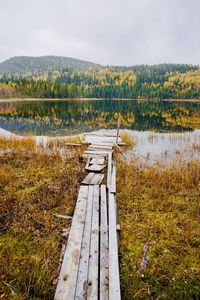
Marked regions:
[0,99,200,135]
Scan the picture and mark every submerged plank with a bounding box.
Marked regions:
[86,164,106,172]
[108,193,121,300]
[82,173,104,185]
[75,186,94,299]
[87,185,99,299]
[100,185,109,300]
[54,186,89,300]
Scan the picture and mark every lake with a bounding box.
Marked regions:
[0,99,200,164]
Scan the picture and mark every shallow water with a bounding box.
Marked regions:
[122,129,200,165]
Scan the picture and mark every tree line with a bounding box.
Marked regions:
[0,64,199,99]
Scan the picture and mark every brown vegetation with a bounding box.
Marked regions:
[117,158,200,299]
[0,139,85,299]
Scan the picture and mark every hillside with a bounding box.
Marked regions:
[0,56,199,99]
[0,55,102,73]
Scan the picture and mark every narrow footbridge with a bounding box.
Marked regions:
[54,131,124,300]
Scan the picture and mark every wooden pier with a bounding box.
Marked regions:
[54,131,123,300]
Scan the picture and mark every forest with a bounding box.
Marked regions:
[0,61,200,99]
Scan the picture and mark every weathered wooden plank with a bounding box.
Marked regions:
[85,132,117,137]
[82,141,114,146]
[87,185,99,299]
[100,185,109,300]
[108,193,121,300]
[82,173,104,185]
[85,135,122,141]
[88,145,113,150]
[85,156,91,170]
[83,140,125,147]
[75,186,94,299]
[54,186,89,300]
[85,150,112,156]
[110,161,116,194]
[107,153,112,189]
[90,157,105,165]
[86,164,106,172]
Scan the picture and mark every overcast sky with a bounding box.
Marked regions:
[0,0,199,65]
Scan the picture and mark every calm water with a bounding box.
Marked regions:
[0,99,200,135]
[0,99,200,164]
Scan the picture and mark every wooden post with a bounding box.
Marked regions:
[116,117,120,144]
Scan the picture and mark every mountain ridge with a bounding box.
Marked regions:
[0,55,102,73]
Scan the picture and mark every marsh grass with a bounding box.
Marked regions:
[121,132,135,148]
[117,158,200,299]
[0,136,35,151]
[47,135,83,148]
[0,139,85,299]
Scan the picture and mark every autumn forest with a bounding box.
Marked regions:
[0,56,199,99]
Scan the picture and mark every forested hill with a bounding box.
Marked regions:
[0,56,199,99]
[0,55,102,73]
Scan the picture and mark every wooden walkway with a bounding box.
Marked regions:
[54,131,123,300]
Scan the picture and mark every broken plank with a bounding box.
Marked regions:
[54,186,89,300]
[87,185,99,299]
[86,164,106,172]
[90,157,105,165]
[75,186,94,299]
[82,173,104,185]
[100,185,109,300]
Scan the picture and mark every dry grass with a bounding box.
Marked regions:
[117,159,200,299]
[0,137,35,151]
[0,139,85,299]
[121,132,135,148]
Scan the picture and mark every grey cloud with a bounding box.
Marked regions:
[0,0,199,65]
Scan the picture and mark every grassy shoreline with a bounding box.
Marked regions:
[0,137,200,299]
